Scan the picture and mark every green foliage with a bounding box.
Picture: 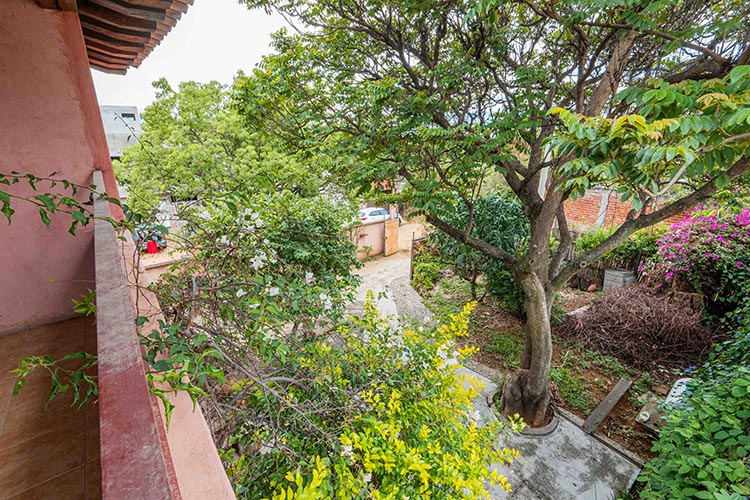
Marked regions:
[225,299,523,499]
[11,291,100,409]
[575,227,615,254]
[412,260,442,293]
[575,226,666,268]
[431,191,528,308]
[157,190,359,337]
[72,289,96,321]
[410,246,445,293]
[115,79,335,216]
[431,192,529,273]
[484,331,524,368]
[486,270,526,314]
[550,67,750,207]
[637,326,750,499]
[12,352,98,409]
[233,0,750,422]
[137,317,225,426]
[613,228,665,262]
[417,272,476,325]
[0,171,120,235]
[550,367,594,414]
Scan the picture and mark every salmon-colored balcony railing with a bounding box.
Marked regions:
[93,170,234,500]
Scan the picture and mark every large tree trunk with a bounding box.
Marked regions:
[500,271,553,427]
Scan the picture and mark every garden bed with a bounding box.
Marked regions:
[422,274,684,459]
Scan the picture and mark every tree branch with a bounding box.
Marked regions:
[550,156,750,288]
[579,20,727,65]
[425,213,519,267]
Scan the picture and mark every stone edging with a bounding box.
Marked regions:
[489,390,560,437]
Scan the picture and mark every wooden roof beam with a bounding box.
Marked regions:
[85,39,141,58]
[78,0,158,31]
[87,48,135,66]
[82,27,145,51]
[85,0,167,22]
[89,58,129,74]
[80,15,152,44]
[122,0,173,8]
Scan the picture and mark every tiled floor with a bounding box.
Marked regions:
[0,318,100,499]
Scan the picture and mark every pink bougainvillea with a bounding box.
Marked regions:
[641,207,750,319]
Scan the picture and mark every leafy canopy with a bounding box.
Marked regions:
[235,0,750,287]
[115,78,327,214]
[234,0,750,426]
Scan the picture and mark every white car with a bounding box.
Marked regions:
[358,207,391,223]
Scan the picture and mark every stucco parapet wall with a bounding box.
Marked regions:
[93,171,235,499]
[94,171,181,499]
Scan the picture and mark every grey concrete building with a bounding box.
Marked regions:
[100,105,142,159]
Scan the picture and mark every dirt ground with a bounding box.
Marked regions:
[445,285,673,459]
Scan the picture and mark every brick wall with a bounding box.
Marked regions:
[563,190,606,229]
[564,188,687,230]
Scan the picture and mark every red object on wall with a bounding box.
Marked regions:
[146,240,159,254]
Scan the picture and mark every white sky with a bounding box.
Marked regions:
[91,0,286,111]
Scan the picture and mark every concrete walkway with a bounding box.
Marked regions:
[350,251,641,500]
[464,368,641,500]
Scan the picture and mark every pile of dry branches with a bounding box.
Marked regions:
[558,285,716,371]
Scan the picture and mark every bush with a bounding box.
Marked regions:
[225,300,523,499]
[575,226,615,253]
[557,285,715,371]
[486,268,526,313]
[575,226,665,268]
[641,208,750,322]
[410,243,447,293]
[432,191,528,303]
[637,325,750,499]
[412,259,443,293]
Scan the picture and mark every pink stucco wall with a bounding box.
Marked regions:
[0,0,120,333]
[1,5,234,499]
[349,220,386,258]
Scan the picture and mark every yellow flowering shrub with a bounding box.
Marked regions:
[229,297,521,499]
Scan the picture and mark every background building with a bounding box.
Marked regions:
[100,105,142,160]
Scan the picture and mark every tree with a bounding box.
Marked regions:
[114,78,326,215]
[234,0,750,425]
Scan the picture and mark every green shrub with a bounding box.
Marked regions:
[575,226,665,268]
[486,268,526,313]
[575,227,615,253]
[432,191,529,302]
[637,325,750,499]
[225,300,523,499]
[412,259,442,292]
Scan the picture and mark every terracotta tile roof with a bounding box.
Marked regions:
[38,0,194,74]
